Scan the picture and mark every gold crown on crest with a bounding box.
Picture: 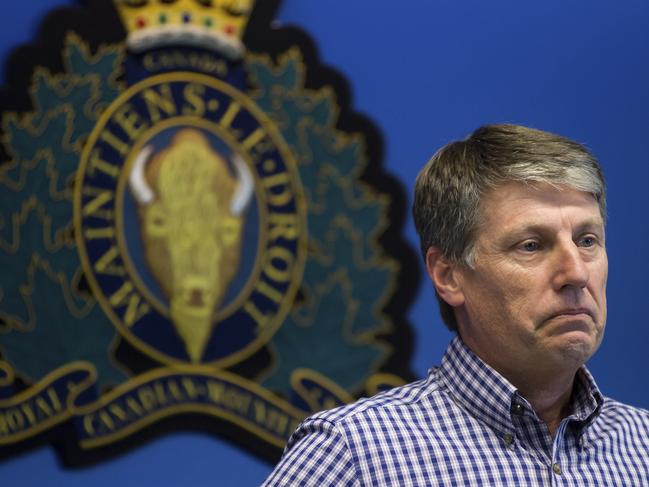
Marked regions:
[114,0,256,59]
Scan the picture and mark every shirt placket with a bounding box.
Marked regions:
[549,418,580,486]
[510,400,556,471]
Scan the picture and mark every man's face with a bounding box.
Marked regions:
[453,181,608,379]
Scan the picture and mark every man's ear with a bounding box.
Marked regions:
[425,247,466,307]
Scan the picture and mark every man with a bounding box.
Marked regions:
[263,124,649,486]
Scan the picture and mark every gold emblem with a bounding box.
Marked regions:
[128,129,253,361]
[0,0,411,463]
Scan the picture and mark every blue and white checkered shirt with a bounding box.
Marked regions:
[263,336,649,486]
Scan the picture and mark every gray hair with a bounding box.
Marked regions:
[412,124,606,331]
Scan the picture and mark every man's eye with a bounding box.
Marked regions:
[519,241,540,252]
[578,235,597,247]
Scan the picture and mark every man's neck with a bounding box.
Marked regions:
[515,374,575,437]
[459,333,578,437]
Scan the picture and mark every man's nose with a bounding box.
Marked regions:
[552,241,589,290]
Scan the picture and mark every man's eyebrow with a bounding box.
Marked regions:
[573,219,606,234]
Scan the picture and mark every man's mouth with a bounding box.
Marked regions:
[545,307,595,324]
[554,308,591,317]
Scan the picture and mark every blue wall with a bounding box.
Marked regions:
[1,1,648,485]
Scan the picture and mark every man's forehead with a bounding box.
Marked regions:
[477,181,604,230]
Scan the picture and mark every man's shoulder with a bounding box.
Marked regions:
[303,368,444,428]
[596,395,649,431]
[600,396,649,418]
[262,375,446,487]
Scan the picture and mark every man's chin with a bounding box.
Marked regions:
[548,332,599,366]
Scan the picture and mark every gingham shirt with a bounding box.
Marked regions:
[263,336,649,486]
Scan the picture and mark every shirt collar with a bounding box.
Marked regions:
[438,335,604,436]
[570,366,604,429]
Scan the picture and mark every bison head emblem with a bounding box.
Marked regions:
[129,129,253,362]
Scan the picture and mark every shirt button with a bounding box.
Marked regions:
[552,463,562,475]
[503,433,514,445]
[511,404,523,415]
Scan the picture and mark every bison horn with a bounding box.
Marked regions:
[230,154,254,215]
[129,145,155,204]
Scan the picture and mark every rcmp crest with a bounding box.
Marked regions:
[0,0,419,464]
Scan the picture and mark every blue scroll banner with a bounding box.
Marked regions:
[0,361,370,450]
